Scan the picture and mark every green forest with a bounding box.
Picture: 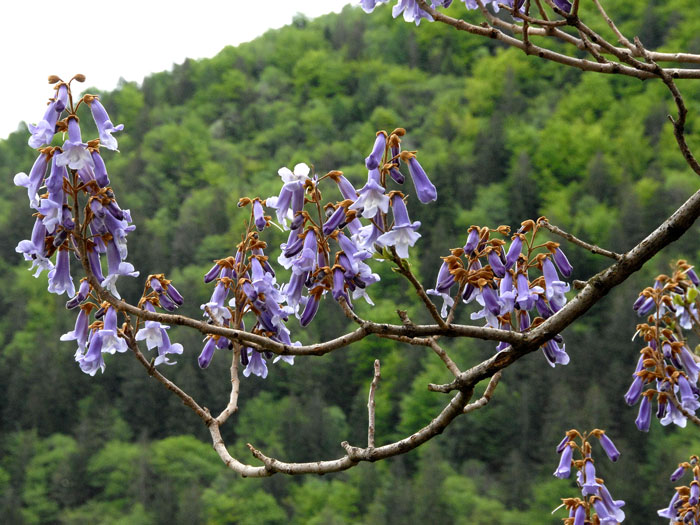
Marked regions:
[2,1,700,523]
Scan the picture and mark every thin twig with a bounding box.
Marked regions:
[577,29,608,64]
[417,0,700,79]
[216,343,241,425]
[591,0,635,52]
[429,339,462,377]
[368,360,381,448]
[633,37,700,178]
[538,219,622,260]
[390,248,447,327]
[122,323,212,424]
[462,371,502,413]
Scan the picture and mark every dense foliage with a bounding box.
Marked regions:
[2,1,700,522]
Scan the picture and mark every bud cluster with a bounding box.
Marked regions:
[197,129,438,377]
[359,0,572,26]
[15,77,183,375]
[626,261,700,430]
[658,456,700,523]
[427,219,573,366]
[553,429,625,524]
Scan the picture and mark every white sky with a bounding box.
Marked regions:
[0,0,352,139]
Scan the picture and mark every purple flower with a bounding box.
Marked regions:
[66,279,91,309]
[388,166,405,184]
[598,483,625,523]
[76,331,106,376]
[376,194,421,258]
[87,97,124,151]
[657,490,680,520]
[48,248,75,296]
[392,0,434,25]
[349,168,389,219]
[204,262,223,283]
[16,217,53,277]
[154,328,183,366]
[365,131,387,170]
[581,459,601,496]
[487,249,506,278]
[198,337,217,369]
[690,482,700,506]
[677,375,700,413]
[243,349,268,378]
[101,239,139,299]
[86,243,105,282]
[679,346,700,385]
[54,118,94,171]
[633,294,656,317]
[542,257,570,312]
[499,272,517,314]
[542,339,570,367]
[27,84,67,148]
[591,497,615,524]
[164,282,184,306]
[515,272,543,311]
[553,443,573,479]
[253,199,267,231]
[572,505,585,525]
[624,374,643,406]
[551,246,573,278]
[350,261,381,305]
[283,270,307,311]
[61,307,91,353]
[687,267,700,286]
[660,398,688,428]
[14,151,50,208]
[332,266,350,303]
[406,156,437,203]
[135,302,165,350]
[300,289,322,327]
[635,395,652,431]
[552,0,572,13]
[427,260,456,318]
[97,307,128,355]
[505,235,522,269]
[359,0,390,13]
[353,215,385,252]
[292,229,318,275]
[598,433,620,462]
[91,151,111,187]
[464,228,480,255]
[268,182,298,229]
[670,465,686,482]
[201,278,232,325]
[323,204,348,236]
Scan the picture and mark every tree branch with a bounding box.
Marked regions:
[537,218,622,260]
[368,359,381,448]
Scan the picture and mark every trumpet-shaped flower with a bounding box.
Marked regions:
[376,194,421,259]
[87,97,124,151]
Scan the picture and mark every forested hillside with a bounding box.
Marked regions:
[2,2,700,523]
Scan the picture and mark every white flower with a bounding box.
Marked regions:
[278,163,310,184]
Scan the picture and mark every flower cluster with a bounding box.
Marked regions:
[197,129,437,376]
[625,261,700,431]
[553,429,625,524]
[15,76,182,375]
[427,219,573,366]
[359,0,571,26]
[658,456,700,524]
